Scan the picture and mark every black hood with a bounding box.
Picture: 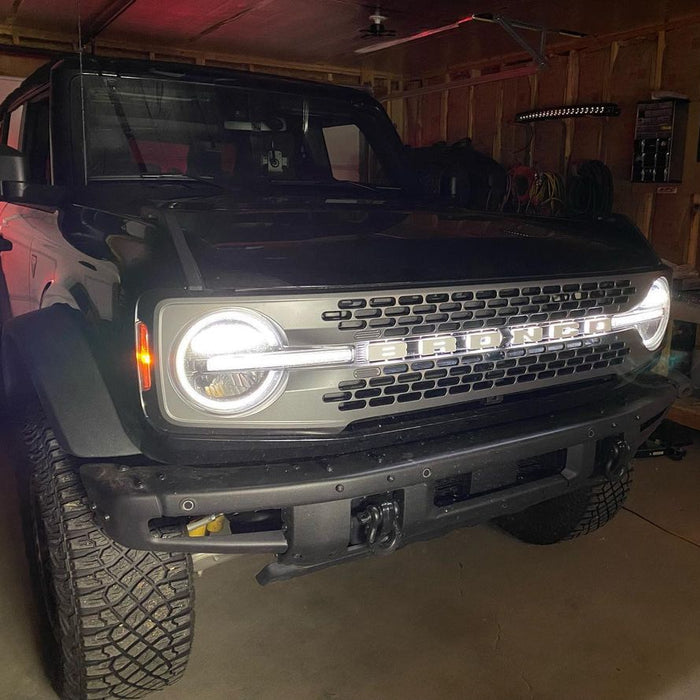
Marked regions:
[67,186,663,293]
[177,204,662,291]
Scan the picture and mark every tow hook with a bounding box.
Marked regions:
[601,438,631,480]
[358,500,402,553]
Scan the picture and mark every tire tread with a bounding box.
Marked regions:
[23,408,194,699]
[498,468,633,545]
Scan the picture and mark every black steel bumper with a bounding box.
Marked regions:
[81,375,675,582]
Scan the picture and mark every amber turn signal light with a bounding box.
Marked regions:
[136,320,153,391]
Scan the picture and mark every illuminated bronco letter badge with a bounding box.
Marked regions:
[511,326,544,345]
[367,341,408,363]
[584,318,612,334]
[465,330,503,351]
[362,314,615,365]
[418,337,457,356]
[548,322,579,340]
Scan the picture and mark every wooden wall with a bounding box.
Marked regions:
[387,19,700,267]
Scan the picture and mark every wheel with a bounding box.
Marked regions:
[17,407,195,700]
[497,468,632,545]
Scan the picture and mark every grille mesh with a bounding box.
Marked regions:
[321,280,636,339]
[323,338,630,412]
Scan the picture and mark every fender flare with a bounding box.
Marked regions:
[2,304,140,458]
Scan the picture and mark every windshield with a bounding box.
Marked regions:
[73,74,403,189]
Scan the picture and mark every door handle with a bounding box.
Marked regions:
[0,235,11,252]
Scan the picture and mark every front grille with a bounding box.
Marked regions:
[322,279,636,339]
[324,337,629,412]
[152,271,654,431]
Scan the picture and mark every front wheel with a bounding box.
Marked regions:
[18,409,195,700]
[497,468,632,545]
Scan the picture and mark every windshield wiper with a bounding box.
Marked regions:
[269,179,401,193]
[89,172,240,193]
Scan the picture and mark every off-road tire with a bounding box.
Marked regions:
[497,468,632,545]
[18,409,195,699]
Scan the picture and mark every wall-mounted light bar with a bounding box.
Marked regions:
[515,103,621,123]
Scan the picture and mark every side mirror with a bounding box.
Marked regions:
[0,144,27,183]
[0,145,62,207]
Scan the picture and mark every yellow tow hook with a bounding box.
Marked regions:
[186,513,226,538]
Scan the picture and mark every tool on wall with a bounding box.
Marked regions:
[632,98,689,183]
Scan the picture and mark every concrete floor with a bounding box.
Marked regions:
[1,438,700,700]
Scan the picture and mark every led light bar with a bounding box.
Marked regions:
[206,346,355,372]
[515,103,620,123]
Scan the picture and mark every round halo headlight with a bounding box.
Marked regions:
[173,309,287,415]
[635,276,671,351]
[611,276,670,352]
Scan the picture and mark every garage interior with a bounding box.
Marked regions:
[1,1,700,698]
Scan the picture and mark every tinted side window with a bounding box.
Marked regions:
[6,104,24,149]
[323,123,388,185]
[22,97,50,184]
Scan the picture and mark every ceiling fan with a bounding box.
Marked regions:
[359,7,397,39]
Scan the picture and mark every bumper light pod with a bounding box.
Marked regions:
[611,277,670,351]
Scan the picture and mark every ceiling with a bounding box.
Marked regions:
[3,0,700,75]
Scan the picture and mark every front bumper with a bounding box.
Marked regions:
[81,374,675,582]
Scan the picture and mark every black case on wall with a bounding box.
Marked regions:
[631,99,688,183]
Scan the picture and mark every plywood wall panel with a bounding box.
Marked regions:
[651,193,692,263]
[569,48,608,166]
[570,120,602,164]
[613,181,655,233]
[604,37,656,179]
[536,55,568,106]
[420,89,444,146]
[663,25,700,100]
[577,48,607,102]
[0,56,45,78]
[531,55,568,173]
[499,76,533,168]
[403,79,422,146]
[404,96,420,147]
[471,81,499,156]
[446,86,470,144]
[532,121,566,173]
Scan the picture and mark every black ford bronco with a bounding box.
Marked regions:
[0,55,675,699]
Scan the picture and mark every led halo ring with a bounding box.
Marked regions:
[611,276,670,352]
[172,308,288,415]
